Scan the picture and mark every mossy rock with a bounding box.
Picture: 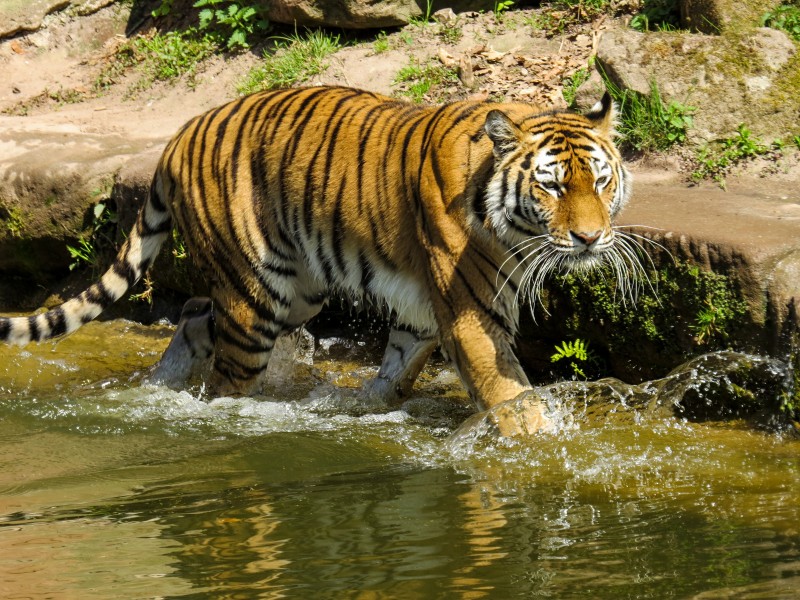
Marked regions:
[680,0,781,34]
[595,26,799,144]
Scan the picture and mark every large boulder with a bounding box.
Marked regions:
[260,0,424,29]
[679,0,779,34]
[259,0,496,29]
[0,0,116,39]
[594,26,799,143]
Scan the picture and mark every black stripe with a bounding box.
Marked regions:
[358,251,374,293]
[356,103,392,214]
[514,170,525,202]
[27,316,40,342]
[454,266,513,335]
[214,356,269,381]
[316,230,334,286]
[217,327,274,353]
[113,259,138,287]
[84,281,115,308]
[0,318,9,341]
[149,178,167,213]
[331,172,348,277]
[45,308,67,338]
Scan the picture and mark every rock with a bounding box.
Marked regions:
[571,69,605,111]
[449,351,794,442]
[0,118,151,277]
[679,0,777,34]
[260,0,499,29]
[260,0,424,29]
[595,26,799,143]
[0,0,116,39]
[653,350,790,423]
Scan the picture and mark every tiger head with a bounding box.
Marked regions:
[483,94,638,305]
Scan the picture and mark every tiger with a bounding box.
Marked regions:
[0,86,640,428]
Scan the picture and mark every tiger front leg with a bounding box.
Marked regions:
[442,311,554,437]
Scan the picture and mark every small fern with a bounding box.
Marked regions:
[551,339,593,379]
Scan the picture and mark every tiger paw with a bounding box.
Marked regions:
[488,392,556,438]
[448,390,555,443]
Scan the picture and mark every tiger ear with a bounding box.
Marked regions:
[485,110,522,157]
[585,92,616,137]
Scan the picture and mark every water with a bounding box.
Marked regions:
[1,320,799,599]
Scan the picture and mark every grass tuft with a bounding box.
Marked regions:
[237,30,342,95]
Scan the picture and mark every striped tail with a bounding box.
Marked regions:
[0,174,172,346]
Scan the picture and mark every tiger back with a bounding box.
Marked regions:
[0,86,637,422]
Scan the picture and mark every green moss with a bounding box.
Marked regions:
[780,350,800,424]
[766,48,800,110]
[1,206,26,238]
[546,261,749,366]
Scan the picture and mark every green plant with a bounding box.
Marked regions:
[96,30,216,93]
[551,339,593,379]
[494,0,515,18]
[66,237,98,271]
[135,30,217,82]
[373,31,389,54]
[762,2,800,42]
[152,0,174,17]
[692,124,771,185]
[690,298,725,345]
[630,0,681,32]
[238,29,342,95]
[394,58,458,103]
[195,0,270,50]
[794,135,800,149]
[547,261,749,379]
[438,20,463,43]
[561,68,590,106]
[129,274,155,304]
[602,75,694,152]
[66,201,118,272]
[172,228,188,261]
[1,206,25,238]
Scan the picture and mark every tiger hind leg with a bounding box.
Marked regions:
[364,327,437,403]
[208,289,291,396]
[147,297,215,387]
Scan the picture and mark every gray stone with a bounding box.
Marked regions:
[0,117,155,276]
[679,0,778,34]
[594,26,798,143]
[259,0,424,29]
[258,0,497,29]
[0,0,115,39]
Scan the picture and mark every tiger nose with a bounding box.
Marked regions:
[570,230,602,247]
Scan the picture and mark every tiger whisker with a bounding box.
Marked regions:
[494,236,549,301]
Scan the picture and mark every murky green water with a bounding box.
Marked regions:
[1,320,798,599]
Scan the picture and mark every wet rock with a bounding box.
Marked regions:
[653,350,791,424]
[594,26,798,143]
[450,351,794,442]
